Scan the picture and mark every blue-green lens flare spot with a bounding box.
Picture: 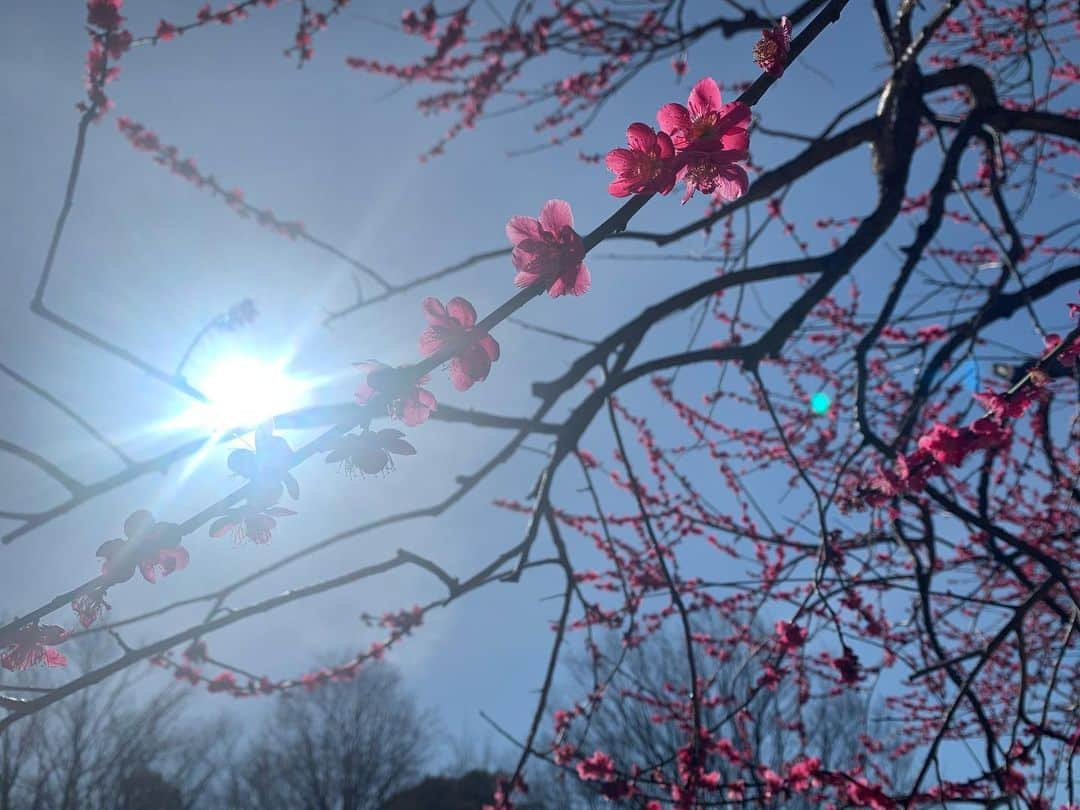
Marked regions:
[810,391,831,415]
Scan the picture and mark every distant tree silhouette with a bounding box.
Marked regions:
[383,770,496,810]
[0,633,232,810]
[223,663,433,810]
[525,622,911,808]
[117,767,184,810]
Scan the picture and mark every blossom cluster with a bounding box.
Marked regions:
[83,0,132,115]
[97,510,189,586]
[867,304,1080,506]
[752,17,792,77]
[117,117,306,239]
[605,78,752,203]
[148,630,404,699]
[1,624,68,672]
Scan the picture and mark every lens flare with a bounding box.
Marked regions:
[810,391,831,415]
[187,356,307,431]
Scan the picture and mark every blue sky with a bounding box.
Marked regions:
[2,0,1076,784]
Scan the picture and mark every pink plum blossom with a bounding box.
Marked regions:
[96,509,189,585]
[775,619,808,653]
[656,78,751,203]
[577,750,617,782]
[355,360,437,426]
[753,17,792,77]
[605,123,679,197]
[325,429,416,476]
[656,77,751,153]
[87,0,124,30]
[209,505,296,544]
[419,297,500,390]
[0,624,68,671]
[506,199,590,297]
[71,589,111,628]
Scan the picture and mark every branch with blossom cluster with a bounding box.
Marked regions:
[3,0,842,710]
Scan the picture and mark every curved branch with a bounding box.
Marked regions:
[0,361,132,466]
[0,438,84,496]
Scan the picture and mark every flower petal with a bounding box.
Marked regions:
[448,357,475,391]
[401,395,433,427]
[446,297,477,328]
[513,269,539,288]
[569,264,591,296]
[608,177,634,198]
[721,127,750,154]
[656,103,691,137]
[656,131,676,159]
[462,345,493,382]
[418,327,444,357]
[39,625,68,645]
[166,546,190,574]
[124,509,155,541]
[360,450,389,475]
[209,516,235,538]
[506,215,542,246]
[548,264,590,297]
[353,361,385,404]
[713,164,749,201]
[625,122,656,153]
[382,435,416,455]
[139,560,157,584]
[715,101,751,134]
[605,148,636,174]
[417,388,437,410]
[421,297,448,325]
[478,333,500,362]
[538,199,574,232]
[688,77,722,118]
[227,449,257,479]
[96,538,126,559]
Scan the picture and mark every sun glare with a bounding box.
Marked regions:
[187,356,308,432]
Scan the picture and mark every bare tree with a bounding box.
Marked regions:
[221,663,434,810]
[525,622,911,808]
[0,632,232,810]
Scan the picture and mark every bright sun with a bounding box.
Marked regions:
[187,355,308,432]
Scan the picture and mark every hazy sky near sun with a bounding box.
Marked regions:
[2,0,1072,769]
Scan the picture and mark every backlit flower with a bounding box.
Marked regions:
[577,750,617,782]
[678,150,750,203]
[656,78,751,203]
[71,588,111,628]
[605,123,679,197]
[209,505,296,544]
[656,77,750,153]
[87,0,124,30]
[227,425,300,502]
[96,509,189,585]
[831,646,862,686]
[419,297,500,390]
[753,17,792,77]
[0,624,68,671]
[326,429,416,476]
[775,619,808,653]
[506,200,590,297]
[355,360,437,426]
